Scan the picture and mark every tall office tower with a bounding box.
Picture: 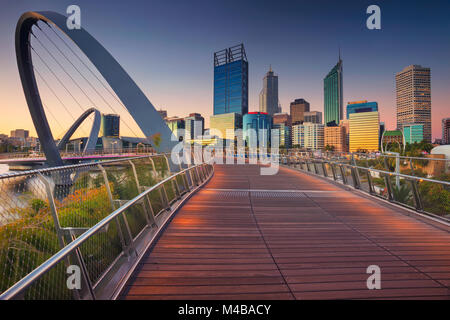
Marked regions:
[213,44,248,116]
[324,126,346,152]
[442,118,450,144]
[346,101,378,119]
[272,113,292,126]
[259,66,279,116]
[403,123,424,144]
[304,111,322,124]
[100,114,120,137]
[396,65,431,142]
[272,124,291,149]
[185,113,205,141]
[349,111,380,152]
[10,129,29,139]
[165,117,185,141]
[290,98,310,124]
[324,57,343,126]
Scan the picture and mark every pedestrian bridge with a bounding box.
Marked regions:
[1,157,449,300]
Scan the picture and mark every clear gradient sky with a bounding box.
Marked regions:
[0,0,449,140]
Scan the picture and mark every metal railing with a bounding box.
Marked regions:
[0,147,156,161]
[0,153,214,299]
[281,153,450,221]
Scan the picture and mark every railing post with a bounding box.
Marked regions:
[97,164,133,253]
[339,165,347,184]
[383,158,394,201]
[128,160,156,226]
[330,163,337,181]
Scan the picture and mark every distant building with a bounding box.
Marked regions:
[243,112,271,148]
[100,114,120,138]
[442,118,450,144]
[403,123,424,144]
[185,113,204,141]
[259,66,279,116]
[272,124,291,148]
[157,110,168,119]
[165,117,185,141]
[290,99,310,124]
[346,101,378,119]
[396,65,431,142]
[382,130,404,145]
[349,111,380,152]
[214,44,248,116]
[210,112,242,141]
[272,113,291,126]
[292,124,305,148]
[324,125,346,152]
[292,123,324,150]
[324,57,343,126]
[304,111,322,124]
[10,129,29,140]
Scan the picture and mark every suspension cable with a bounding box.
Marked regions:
[39,22,142,138]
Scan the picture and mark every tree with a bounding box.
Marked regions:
[324,144,335,152]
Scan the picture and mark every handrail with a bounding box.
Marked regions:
[0,161,212,300]
[0,153,172,180]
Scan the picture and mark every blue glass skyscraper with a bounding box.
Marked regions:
[213,44,248,116]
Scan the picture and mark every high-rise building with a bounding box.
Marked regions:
[272,113,291,126]
[259,66,279,116]
[346,101,378,119]
[243,112,271,147]
[185,113,204,141]
[403,123,424,144]
[324,57,343,126]
[324,125,346,152]
[292,124,305,148]
[396,65,431,142]
[100,114,120,138]
[304,111,322,124]
[165,117,185,142]
[210,113,242,140]
[442,118,450,144]
[349,111,380,152]
[272,124,291,149]
[290,99,310,124]
[213,44,248,116]
[304,123,324,150]
[292,123,324,150]
[10,129,29,140]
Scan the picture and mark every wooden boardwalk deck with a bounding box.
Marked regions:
[121,164,450,300]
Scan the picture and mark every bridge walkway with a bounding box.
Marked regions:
[120,164,450,299]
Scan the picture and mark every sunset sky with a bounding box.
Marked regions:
[0,0,449,140]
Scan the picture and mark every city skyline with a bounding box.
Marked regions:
[0,0,449,140]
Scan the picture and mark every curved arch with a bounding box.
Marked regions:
[15,11,177,167]
[381,130,406,154]
[57,107,101,152]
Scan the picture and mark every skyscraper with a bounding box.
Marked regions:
[324,57,343,126]
[213,44,248,116]
[442,118,450,144]
[346,101,378,119]
[259,66,279,116]
[403,124,424,144]
[290,99,310,124]
[396,65,431,142]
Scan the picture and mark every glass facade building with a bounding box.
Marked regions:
[272,124,291,148]
[214,44,248,116]
[324,58,343,126]
[210,113,242,140]
[184,113,204,141]
[346,101,378,119]
[349,111,380,152]
[165,117,185,142]
[403,123,424,144]
[243,112,271,147]
[100,114,120,137]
